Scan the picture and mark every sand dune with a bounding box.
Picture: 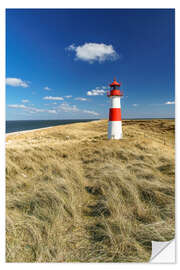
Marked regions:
[6,119,175,262]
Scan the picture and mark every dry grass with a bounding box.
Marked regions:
[6,119,175,262]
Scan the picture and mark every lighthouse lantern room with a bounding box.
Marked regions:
[107,78,123,139]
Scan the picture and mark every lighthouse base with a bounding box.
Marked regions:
[108,121,122,140]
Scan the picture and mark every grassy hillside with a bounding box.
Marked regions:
[6,119,175,262]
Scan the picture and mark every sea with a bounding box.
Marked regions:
[6,118,174,134]
[6,119,97,134]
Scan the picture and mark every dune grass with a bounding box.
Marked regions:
[6,119,175,262]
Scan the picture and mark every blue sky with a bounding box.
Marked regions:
[6,9,175,120]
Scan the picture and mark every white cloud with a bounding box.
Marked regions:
[44,86,51,91]
[64,95,72,98]
[68,44,76,51]
[22,99,29,103]
[66,43,119,63]
[43,96,64,101]
[55,102,99,116]
[8,104,27,109]
[165,101,175,105]
[28,107,45,113]
[28,108,56,114]
[8,104,57,114]
[44,102,58,106]
[83,110,99,116]
[6,78,29,88]
[8,102,99,117]
[58,102,79,112]
[87,88,106,96]
[74,97,87,101]
[133,104,138,107]
[47,109,57,114]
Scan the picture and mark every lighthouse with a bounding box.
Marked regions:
[107,78,123,139]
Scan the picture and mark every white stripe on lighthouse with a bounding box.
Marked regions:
[110,96,121,108]
[108,121,122,139]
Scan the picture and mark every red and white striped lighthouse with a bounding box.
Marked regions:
[107,78,123,139]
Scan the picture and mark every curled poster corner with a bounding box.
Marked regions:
[150,239,175,263]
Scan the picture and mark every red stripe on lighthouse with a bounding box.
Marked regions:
[109,108,121,121]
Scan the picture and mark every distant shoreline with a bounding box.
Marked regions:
[6,117,175,122]
[6,119,98,135]
[6,119,101,136]
[6,118,175,136]
[6,126,54,136]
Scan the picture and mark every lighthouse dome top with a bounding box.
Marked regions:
[109,78,121,87]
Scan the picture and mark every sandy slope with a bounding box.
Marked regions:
[6,119,175,262]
